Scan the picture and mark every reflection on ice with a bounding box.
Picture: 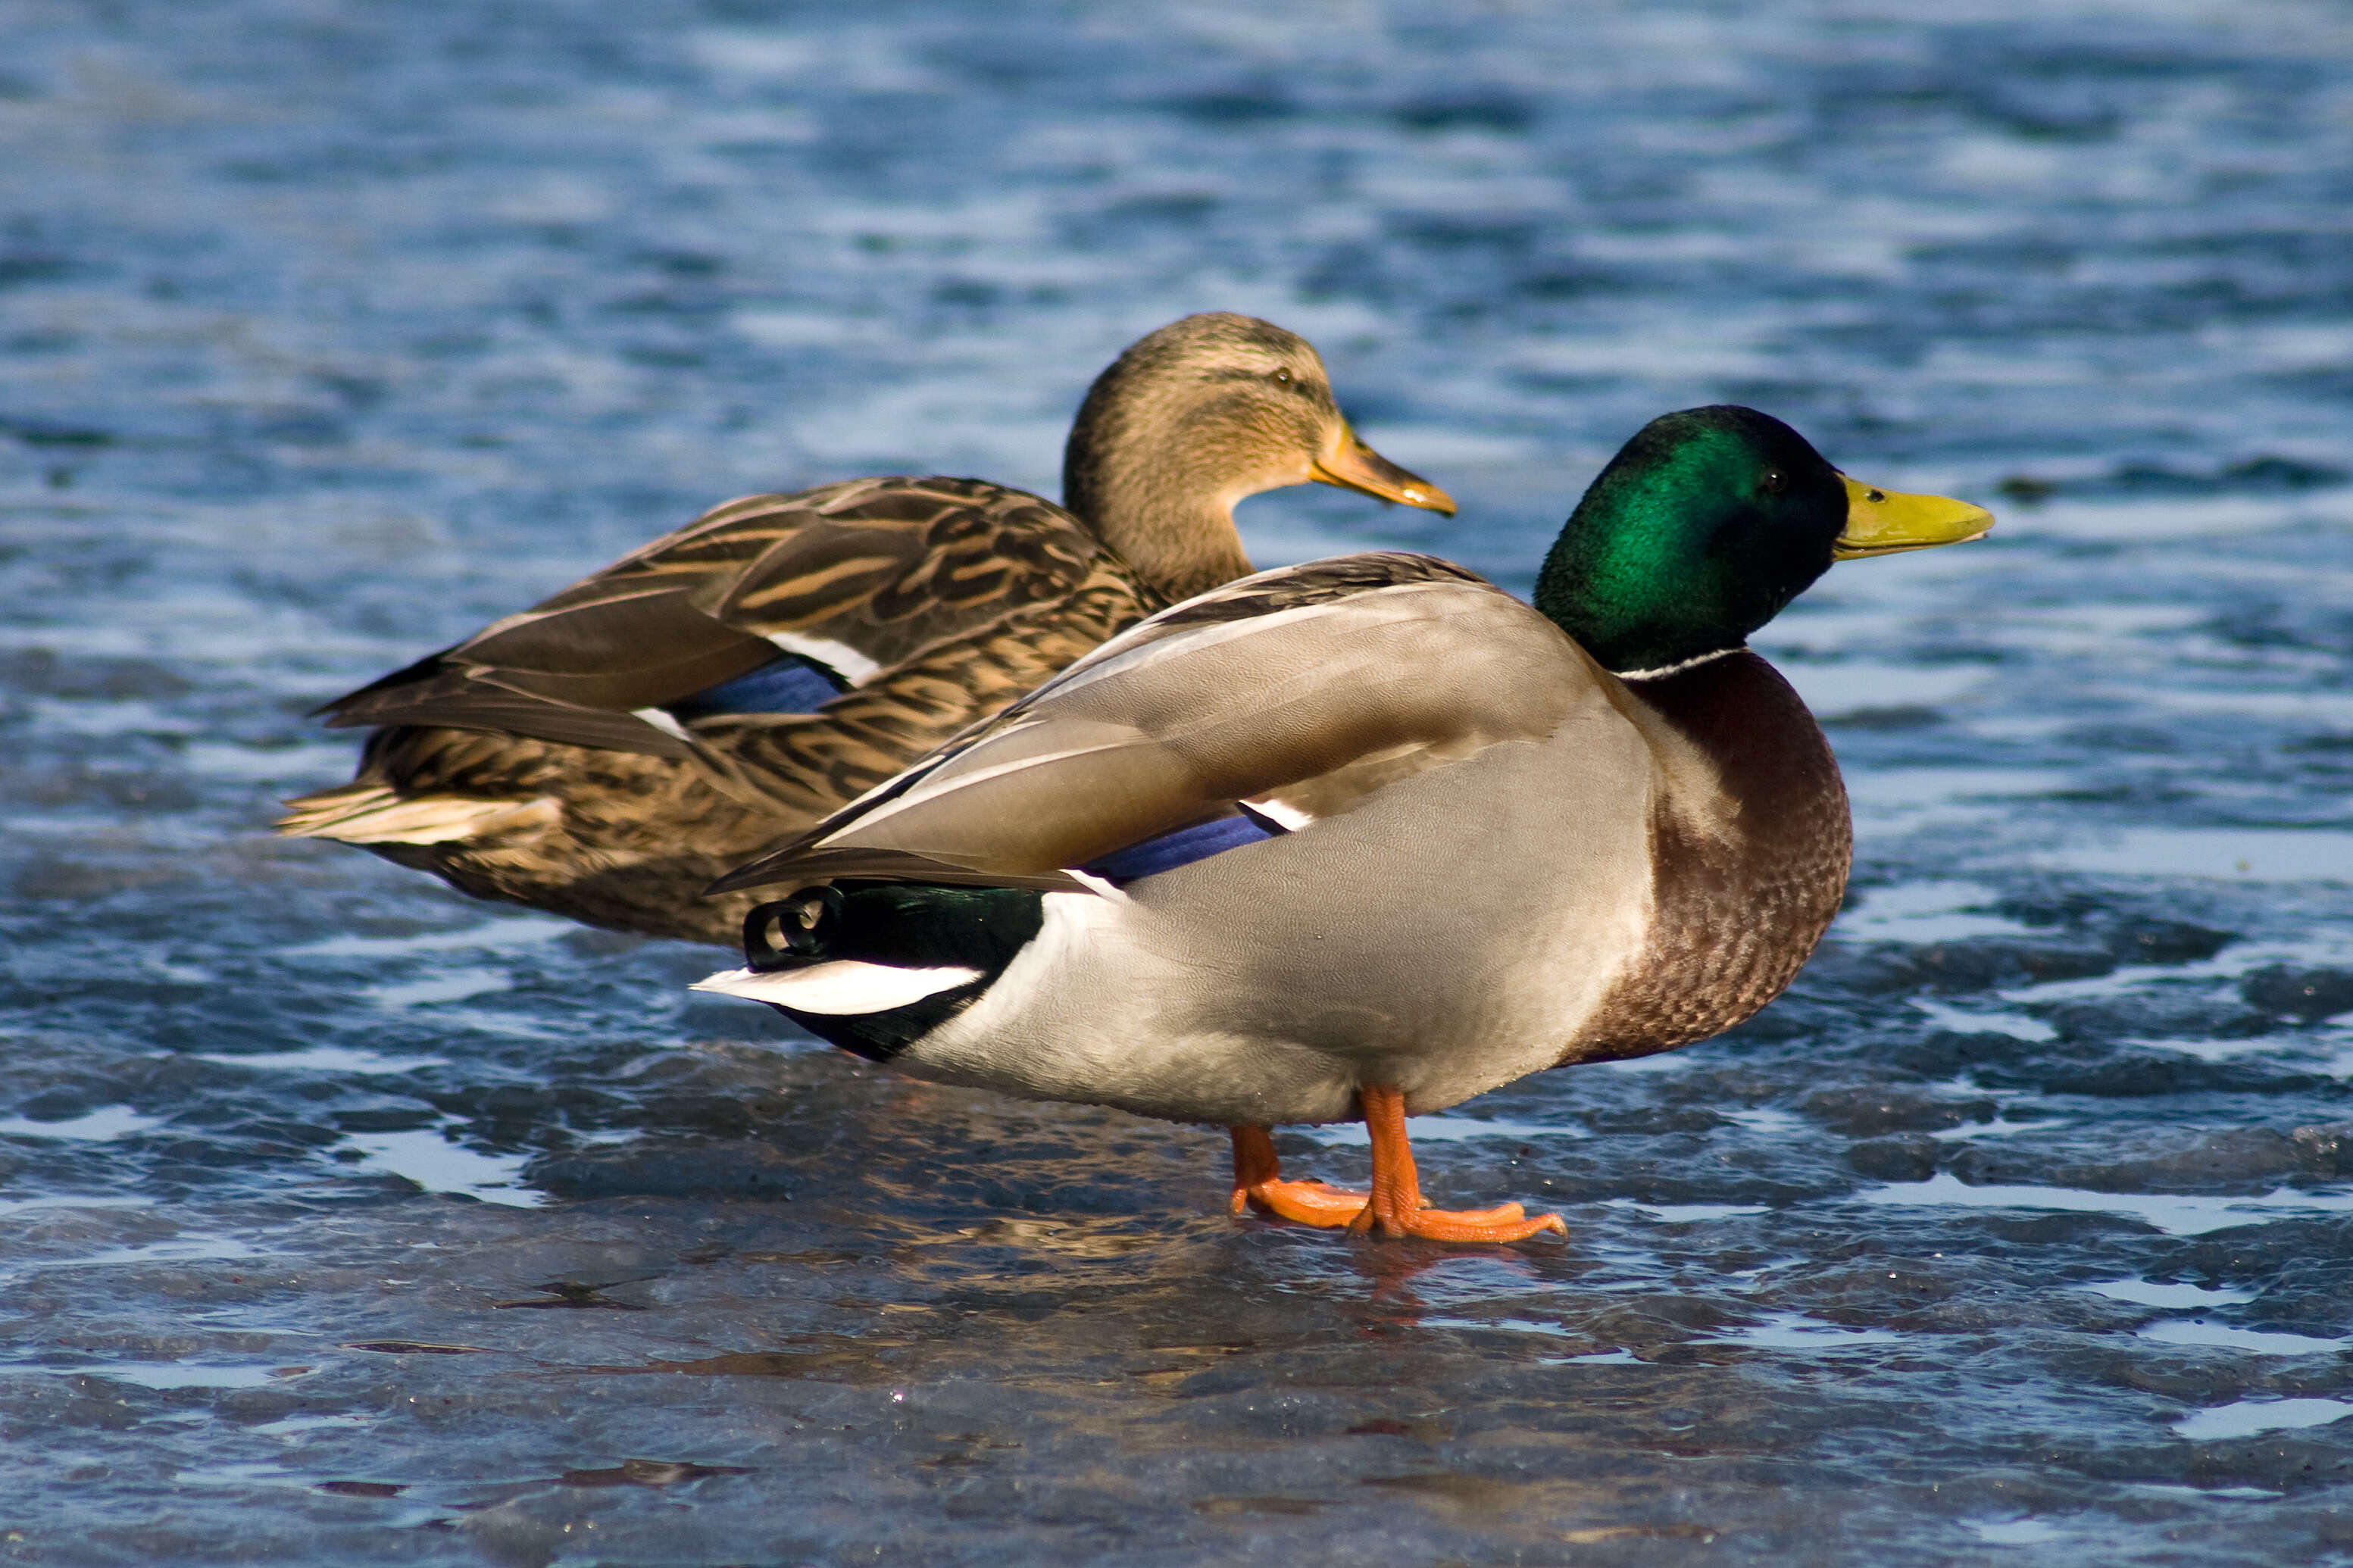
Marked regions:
[1507,331,1776,380]
[1966,1518,2068,1547]
[0,1195,152,1217]
[2084,1279,2258,1310]
[1778,662,1989,719]
[2038,829,2353,884]
[1609,1200,1770,1225]
[2010,495,2304,543]
[1422,1315,1571,1338]
[1911,998,2058,1042]
[26,698,186,738]
[0,1107,164,1141]
[2138,1320,2347,1357]
[4,1236,261,1273]
[1836,881,2033,945]
[421,1008,572,1043]
[196,1047,452,1073]
[364,968,512,1008]
[339,1129,544,1207]
[1705,1311,1902,1351]
[1594,1051,1701,1075]
[1842,773,2067,836]
[288,917,573,960]
[181,741,362,782]
[249,1413,374,1438]
[2139,688,2353,727]
[29,1362,305,1390]
[2173,1398,2353,1441]
[1928,1117,2054,1142]
[732,309,888,348]
[2134,1034,2298,1064]
[1858,1172,2353,1235]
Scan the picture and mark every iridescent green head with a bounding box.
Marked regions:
[1533,406,1991,675]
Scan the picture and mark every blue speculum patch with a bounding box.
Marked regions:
[1082,812,1281,885]
[667,654,848,720]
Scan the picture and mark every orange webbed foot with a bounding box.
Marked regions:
[1237,1176,1376,1227]
[1226,1107,1567,1245]
[1228,1126,1370,1225]
[1348,1201,1568,1244]
[1352,1085,1568,1245]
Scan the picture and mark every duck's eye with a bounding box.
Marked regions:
[1760,470,1786,495]
[1269,367,1293,387]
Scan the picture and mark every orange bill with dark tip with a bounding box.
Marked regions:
[1310,426,1457,515]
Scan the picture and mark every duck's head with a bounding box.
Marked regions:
[1064,312,1455,603]
[1534,406,1992,676]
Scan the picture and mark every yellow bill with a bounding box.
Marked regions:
[1310,425,1457,515]
[1834,476,1994,560]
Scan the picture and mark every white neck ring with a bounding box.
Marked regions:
[1610,645,1743,682]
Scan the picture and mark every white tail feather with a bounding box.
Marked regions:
[628,707,694,743]
[692,962,982,1014]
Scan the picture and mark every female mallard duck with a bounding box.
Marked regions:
[693,407,1993,1243]
[277,314,1452,945]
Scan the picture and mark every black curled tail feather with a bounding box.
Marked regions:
[732,882,1050,1067]
[738,882,1047,974]
[743,886,845,971]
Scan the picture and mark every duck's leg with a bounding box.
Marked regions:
[1343,1085,1567,1243]
[1228,1126,1373,1225]
[1229,1100,1566,1243]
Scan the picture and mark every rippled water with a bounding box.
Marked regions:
[5,1,2353,1563]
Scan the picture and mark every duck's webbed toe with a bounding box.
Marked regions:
[1348,1086,1568,1245]
[1226,1111,1568,1242]
[1226,1126,1374,1224]
[1350,1199,1567,1244]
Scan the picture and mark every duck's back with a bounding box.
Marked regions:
[320,476,1116,745]
[283,476,1161,945]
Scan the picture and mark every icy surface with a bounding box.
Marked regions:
[5,0,2353,1563]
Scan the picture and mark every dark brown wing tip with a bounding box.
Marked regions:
[706,853,808,895]
[708,845,1087,897]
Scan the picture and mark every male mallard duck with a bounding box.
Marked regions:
[277,314,1452,945]
[693,407,1993,1243]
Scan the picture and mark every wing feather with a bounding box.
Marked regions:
[320,670,698,758]
[314,477,1108,742]
[713,554,1595,893]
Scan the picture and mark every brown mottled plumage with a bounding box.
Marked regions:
[279,315,1453,944]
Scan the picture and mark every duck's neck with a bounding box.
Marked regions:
[1062,393,1255,608]
[1534,523,1745,676]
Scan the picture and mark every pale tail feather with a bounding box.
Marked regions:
[277,785,559,845]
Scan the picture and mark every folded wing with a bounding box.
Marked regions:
[714,552,1595,894]
[315,477,1103,757]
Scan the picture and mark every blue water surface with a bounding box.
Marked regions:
[5,2,2353,1563]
